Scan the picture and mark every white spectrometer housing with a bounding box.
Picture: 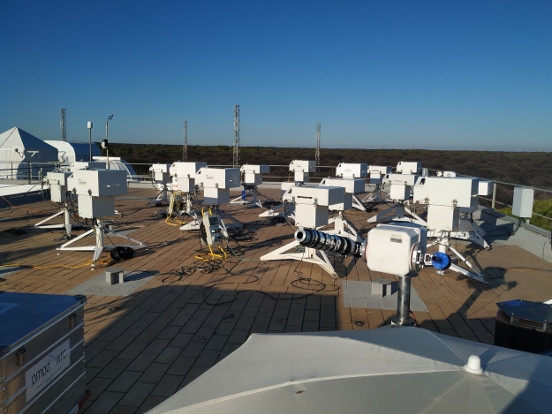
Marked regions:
[197,168,241,205]
[282,185,344,207]
[429,205,460,231]
[413,176,478,210]
[241,164,270,186]
[368,166,392,175]
[396,161,421,175]
[203,188,229,205]
[170,162,207,192]
[320,177,365,210]
[169,162,207,179]
[365,223,427,277]
[47,171,72,203]
[283,184,345,228]
[150,163,171,182]
[383,173,418,187]
[78,196,115,219]
[437,171,457,177]
[241,164,270,174]
[413,177,479,232]
[289,160,316,172]
[382,173,418,201]
[512,187,534,219]
[389,183,411,201]
[289,160,316,183]
[368,165,392,184]
[478,181,493,196]
[335,163,368,179]
[320,178,364,195]
[69,169,127,197]
[281,181,295,196]
[151,164,170,173]
[197,168,240,190]
[68,169,127,219]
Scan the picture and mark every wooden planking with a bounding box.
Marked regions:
[3,186,552,414]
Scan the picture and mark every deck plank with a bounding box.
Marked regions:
[1,186,550,413]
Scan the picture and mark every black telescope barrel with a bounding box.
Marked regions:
[294,227,362,257]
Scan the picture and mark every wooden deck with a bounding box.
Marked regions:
[1,186,551,413]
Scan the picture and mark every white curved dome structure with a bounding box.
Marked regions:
[45,140,101,164]
[93,156,140,181]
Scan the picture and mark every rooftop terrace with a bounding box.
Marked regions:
[1,184,551,413]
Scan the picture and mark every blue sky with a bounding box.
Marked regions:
[1,1,551,151]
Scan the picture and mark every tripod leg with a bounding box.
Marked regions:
[64,208,72,237]
[92,225,104,264]
[444,242,487,283]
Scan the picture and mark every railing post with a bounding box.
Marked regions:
[491,182,497,210]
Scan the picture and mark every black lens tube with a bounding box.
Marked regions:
[294,227,362,257]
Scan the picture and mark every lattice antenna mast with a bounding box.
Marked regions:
[60,108,67,141]
[315,122,321,166]
[183,121,188,161]
[233,104,240,168]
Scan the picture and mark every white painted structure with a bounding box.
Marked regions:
[92,156,139,181]
[0,127,58,179]
[45,140,101,164]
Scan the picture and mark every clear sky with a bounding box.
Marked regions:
[1,0,551,151]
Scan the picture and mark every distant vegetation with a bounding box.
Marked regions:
[104,142,552,190]
[497,199,552,230]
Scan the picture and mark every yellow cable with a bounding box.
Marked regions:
[195,243,227,262]
[0,261,93,269]
[0,253,117,270]
[165,218,187,226]
[164,191,188,225]
[208,244,220,259]
[164,192,177,223]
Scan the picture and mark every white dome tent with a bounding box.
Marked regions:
[46,141,139,181]
[147,327,552,414]
[0,127,58,180]
[45,139,101,164]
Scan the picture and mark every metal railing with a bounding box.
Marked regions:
[482,183,552,231]
[2,161,550,230]
[425,168,552,231]
[139,162,552,229]
[0,162,53,183]
[125,163,338,183]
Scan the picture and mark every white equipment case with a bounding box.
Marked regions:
[0,292,86,414]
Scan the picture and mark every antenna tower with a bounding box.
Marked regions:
[60,108,67,141]
[233,104,240,168]
[183,121,188,161]
[315,122,321,165]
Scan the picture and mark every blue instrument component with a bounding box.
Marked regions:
[431,252,451,270]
